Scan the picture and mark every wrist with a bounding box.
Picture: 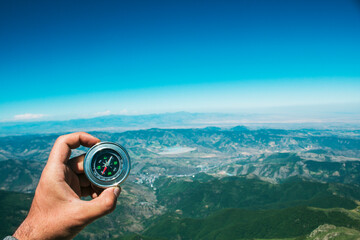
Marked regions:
[13,219,32,240]
[13,215,44,240]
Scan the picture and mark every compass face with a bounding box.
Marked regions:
[92,149,123,181]
[84,142,131,188]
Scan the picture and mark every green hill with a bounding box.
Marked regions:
[155,175,360,217]
[0,190,33,237]
[144,206,360,240]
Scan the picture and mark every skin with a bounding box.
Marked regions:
[13,132,121,240]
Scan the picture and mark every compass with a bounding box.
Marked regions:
[84,142,131,188]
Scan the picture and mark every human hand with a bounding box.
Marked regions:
[13,132,121,240]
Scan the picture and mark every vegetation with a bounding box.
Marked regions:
[143,206,360,239]
[0,190,32,237]
[155,175,359,218]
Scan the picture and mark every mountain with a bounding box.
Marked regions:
[0,160,44,192]
[1,111,360,136]
[1,127,359,192]
[139,175,360,240]
[2,174,360,240]
[154,175,360,218]
[143,206,360,240]
[0,112,246,136]
[1,127,360,239]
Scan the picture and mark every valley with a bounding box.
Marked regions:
[0,126,360,239]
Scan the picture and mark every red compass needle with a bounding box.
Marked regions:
[102,166,107,175]
[101,156,112,175]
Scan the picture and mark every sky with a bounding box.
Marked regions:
[0,0,360,122]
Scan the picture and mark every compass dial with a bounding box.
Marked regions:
[92,149,123,181]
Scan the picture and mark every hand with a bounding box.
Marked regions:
[13,132,121,240]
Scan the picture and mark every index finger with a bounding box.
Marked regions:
[48,132,100,165]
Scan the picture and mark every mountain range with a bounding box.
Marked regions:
[1,126,360,239]
[1,111,360,136]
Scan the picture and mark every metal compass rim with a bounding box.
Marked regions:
[84,141,131,188]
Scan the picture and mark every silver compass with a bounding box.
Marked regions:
[84,142,131,188]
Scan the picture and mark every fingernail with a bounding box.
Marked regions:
[113,187,121,197]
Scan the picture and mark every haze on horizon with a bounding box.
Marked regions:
[1,0,360,122]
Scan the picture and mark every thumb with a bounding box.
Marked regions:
[80,187,121,222]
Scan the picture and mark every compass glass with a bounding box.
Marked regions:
[91,149,123,181]
[84,142,131,188]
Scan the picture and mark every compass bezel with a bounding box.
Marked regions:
[84,142,131,188]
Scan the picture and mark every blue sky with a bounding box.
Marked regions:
[0,0,360,121]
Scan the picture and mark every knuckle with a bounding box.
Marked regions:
[55,135,66,143]
[77,131,88,137]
